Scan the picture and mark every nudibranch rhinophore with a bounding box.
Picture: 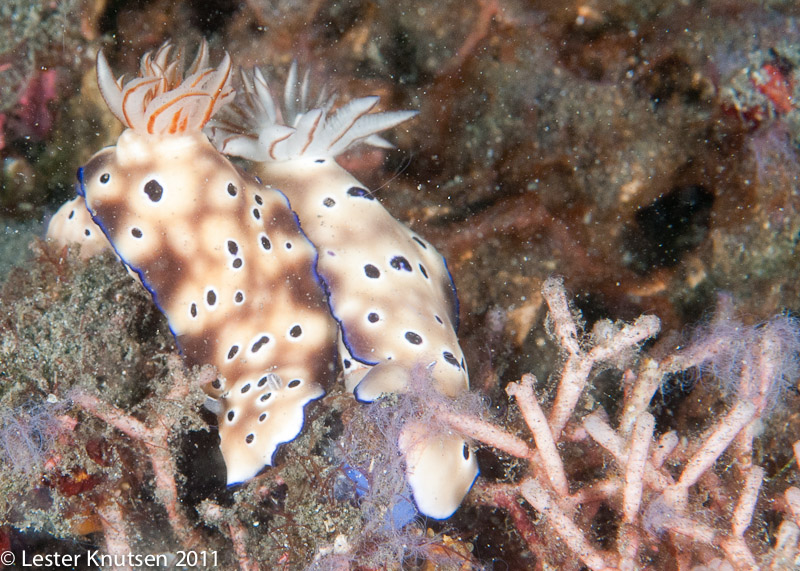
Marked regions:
[210,65,479,519]
[76,44,337,484]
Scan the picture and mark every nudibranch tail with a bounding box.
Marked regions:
[399,421,479,520]
[97,41,234,135]
[46,194,111,259]
[213,370,326,485]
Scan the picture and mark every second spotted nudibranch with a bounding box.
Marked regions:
[211,65,478,519]
[77,44,338,485]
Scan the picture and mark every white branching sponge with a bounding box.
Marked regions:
[77,43,338,485]
[212,64,478,519]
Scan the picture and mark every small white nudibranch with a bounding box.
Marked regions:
[211,64,478,519]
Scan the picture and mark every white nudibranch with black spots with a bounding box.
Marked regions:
[210,64,478,519]
[72,44,338,485]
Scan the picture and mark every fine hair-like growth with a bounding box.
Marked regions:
[685,309,800,416]
[0,400,66,475]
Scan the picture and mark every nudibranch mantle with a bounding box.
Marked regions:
[212,65,478,518]
[46,194,111,259]
[76,44,337,485]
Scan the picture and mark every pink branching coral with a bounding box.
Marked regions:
[199,502,260,571]
[70,355,215,552]
[440,277,800,569]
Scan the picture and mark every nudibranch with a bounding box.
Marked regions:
[77,44,337,484]
[46,195,111,259]
[210,65,478,518]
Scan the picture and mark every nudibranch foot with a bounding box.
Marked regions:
[351,361,410,403]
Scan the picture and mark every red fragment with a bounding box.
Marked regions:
[85,438,113,467]
[50,468,103,497]
[2,70,59,146]
[752,63,795,114]
[0,526,10,571]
